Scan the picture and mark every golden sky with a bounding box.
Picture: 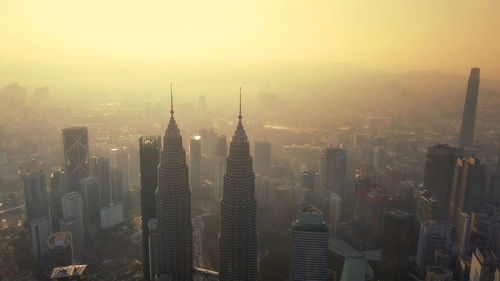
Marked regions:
[1,0,499,78]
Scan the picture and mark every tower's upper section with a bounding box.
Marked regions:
[165,84,181,141]
[470,68,480,80]
[232,87,248,144]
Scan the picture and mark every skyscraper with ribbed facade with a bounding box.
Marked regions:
[458,68,480,149]
[219,90,257,281]
[155,87,193,281]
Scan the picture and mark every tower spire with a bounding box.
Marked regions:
[170,83,174,116]
[239,87,242,120]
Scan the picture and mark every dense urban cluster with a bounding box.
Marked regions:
[0,68,500,281]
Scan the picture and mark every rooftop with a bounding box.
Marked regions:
[50,265,87,279]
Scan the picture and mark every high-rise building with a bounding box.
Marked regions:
[111,147,130,192]
[91,156,111,207]
[426,266,453,281]
[470,201,500,258]
[470,248,498,281]
[416,221,452,271]
[329,192,341,238]
[155,88,193,281]
[60,192,84,254]
[190,136,202,195]
[48,231,74,270]
[148,218,159,280]
[23,170,50,222]
[62,127,89,192]
[79,177,100,230]
[109,167,123,203]
[456,212,472,255]
[458,68,481,149]
[215,135,227,200]
[139,135,161,281]
[449,157,486,218]
[31,216,52,260]
[290,205,329,281]
[254,140,272,176]
[219,91,257,281]
[49,168,66,230]
[302,169,316,192]
[423,144,462,214]
[381,209,413,281]
[353,184,394,237]
[319,147,347,194]
[99,202,124,229]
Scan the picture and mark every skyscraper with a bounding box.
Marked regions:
[79,177,100,230]
[23,170,50,222]
[449,157,486,218]
[60,191,84,254]
[458,68,481,149]
[31,216,52,260]
[49,168,65,230]
[456,212,472,255]
[48,231,74,270]
[381,209,413,281]
[416,221,452,271]
[290,205,329,281]
[329,192,341,238]
[111,147,130,192]
[189,136,202,196]
[139,135,161,281]
[219,89,257,281]
[155,87,193,281]
[254,140,272,176]
[470,248,498,281]
[109,167,123,203]
[423,144,462,215]
[91,156,111,207]
[215,135,227,200]
[319,147,347,194]
[62,127,89,193]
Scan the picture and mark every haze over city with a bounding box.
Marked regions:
[1,1,500,281]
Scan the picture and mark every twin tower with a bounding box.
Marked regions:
[153,87,257,281]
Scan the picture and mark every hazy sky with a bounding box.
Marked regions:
[1,0,499,80]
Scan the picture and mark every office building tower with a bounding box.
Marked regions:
[416,221,452,271]
[434,249,452,268]
[148,218,159,280]
[139,135,161,281]
[109,167,123,203]
[190,136,202,195]
[50,169,65,230]
[353,184,394,237]
[111,147,130,192]
[48,232,74,270]
[215,135,227,200]
[470,248,498,281]
[426,266,453,281]
[99,202,124,229]
[416,190,443,224]
[91,156,111,207]
[79,177,100,229]
[61,192,84,253]
[489,151,500,203]
[449,157,486,218]
[254,140,272,176]
[381,209,413,281]
[457,212,472,255]
[423,144,462,214]
[62,127,89,192]
[329,192,341,238]
[23,170,50,222]
[31,216,52,260]
[457,256,472,281]
[155,88,193,281]
[459,68,481,149]
[302,169,316,191]
[219,91,257,281]
[290,205,329,281]
[319,147,347,194]
[470,201,500,257]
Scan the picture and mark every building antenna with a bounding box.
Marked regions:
[239,87,242,120]
[170,83,174,116]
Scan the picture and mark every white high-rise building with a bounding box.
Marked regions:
[100,202,124,229]
[111,147,130,192]
[60,192,84,254]
[290,206,329,281]
[329,192,341,238]
[31,216,52,260]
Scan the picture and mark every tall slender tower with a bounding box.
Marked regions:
[139,135,161,281]
[62,127,89,192]
[155,85,193,281]
[458,68,480,149]
[219,88,257,281]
